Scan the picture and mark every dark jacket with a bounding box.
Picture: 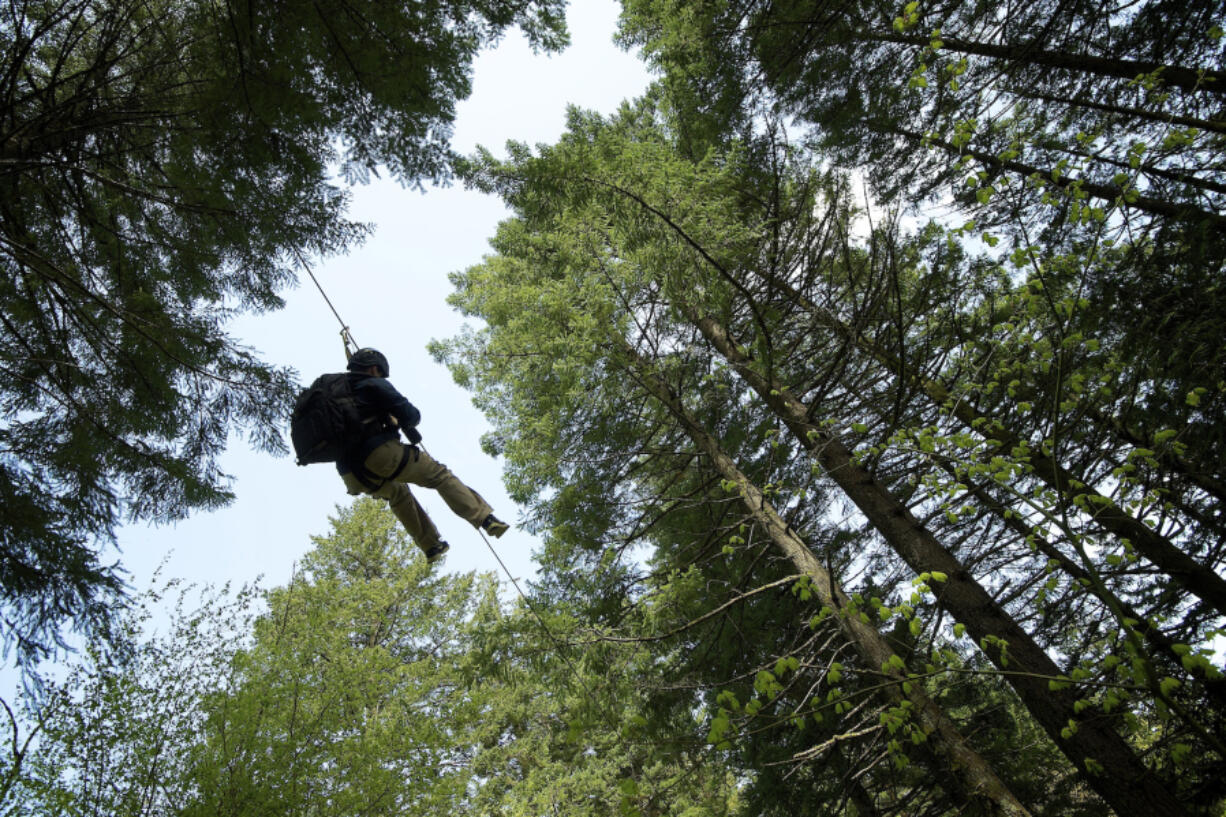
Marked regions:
[336,372,421,475]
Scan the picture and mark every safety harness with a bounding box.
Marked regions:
[349,440,416,492]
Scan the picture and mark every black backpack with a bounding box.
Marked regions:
[290,373,377,465]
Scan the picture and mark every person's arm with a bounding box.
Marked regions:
[369,378,421,433]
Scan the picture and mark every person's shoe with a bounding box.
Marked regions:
[424,542,450,563]
[482,514,509,538]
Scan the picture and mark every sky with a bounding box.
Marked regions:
[105,3,652,610]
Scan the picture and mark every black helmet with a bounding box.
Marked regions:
[348,347,389,377]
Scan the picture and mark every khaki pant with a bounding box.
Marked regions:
[341,440,493,553]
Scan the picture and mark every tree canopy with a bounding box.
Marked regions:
[0,0,566,665]
[2,1,1224,814]
[3,498,742,817]
[436,78,1225,812]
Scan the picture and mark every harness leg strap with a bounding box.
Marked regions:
[355,444,415,492]
[389,444,416,480]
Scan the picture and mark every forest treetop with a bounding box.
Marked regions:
[0,0,567,666]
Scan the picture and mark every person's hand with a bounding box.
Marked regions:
[405,426,423,445]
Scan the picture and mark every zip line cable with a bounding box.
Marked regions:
[300,252,609,716]
[294,254,771,780]
[299,253,576,657]
[295,249,358,356]
[415,441,593,696]
[474,526,629,729]
[475,526,584,669]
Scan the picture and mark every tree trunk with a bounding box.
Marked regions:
[683,307,1189,817]
[751,266,1226,618]
[934,459,1226,712]
[893,128,1226,231]
[876,32,1226,97]
[1007,88,1226,136]
[1082,406,1226,506]
[621,338,1036,817]
[922,375,1226,617]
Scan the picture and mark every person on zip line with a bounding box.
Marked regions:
[293,347,509,562]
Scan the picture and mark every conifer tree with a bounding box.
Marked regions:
[4,498,744,817]
[5,499,496,815]
[441,98,1222,815]
[0,0,567,664]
